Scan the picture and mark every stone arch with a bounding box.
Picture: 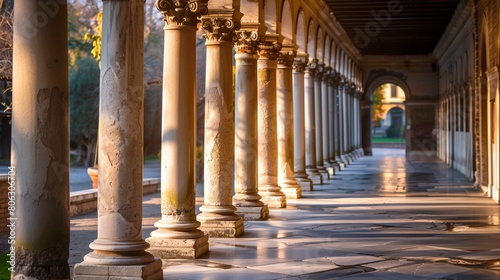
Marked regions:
[316,26,324,63]
[280,0,293,44]
[295,9,306,52]
[306,18,316,58]
[329,40,336,68]
[323,34,330,66]
[264,0,278,34]
[364,70,412,101]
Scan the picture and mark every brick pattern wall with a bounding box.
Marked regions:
[0,175,9,238]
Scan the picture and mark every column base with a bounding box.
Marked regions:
[199,218,244,237]
[74,259,163,280]
[329,161,341,172]
[306,171,322,185]
[281,185,302,199]
[297,178,313,192]
[326,166,335,177]
[260,194,287,208]
[146,234,209,259]
[317,166,330,180]
[235,205,269,220]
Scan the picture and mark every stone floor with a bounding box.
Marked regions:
[69,148,500,279]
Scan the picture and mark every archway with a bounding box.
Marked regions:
[371,83,406,150]
[361,72,411,156]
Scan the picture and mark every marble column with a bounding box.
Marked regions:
[257,35,287,208]
[314,64,330,179]
[12,1,70,278]
[197,11,244,237]
[293,54,313,191]
[304,59,323,185]
[322,67,333,176]
[146,0,209,259]
[74,1,163,279]
[334,82,345,166]
[233,25,269,220]
[328,73,341,171]
[277,46,301,199]
[361,98,373,156]
[339,82,350,165]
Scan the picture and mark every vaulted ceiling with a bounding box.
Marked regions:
[325,0,461,55]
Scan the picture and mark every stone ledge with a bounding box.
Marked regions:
[70,178,160,217]
[146,234,209,259]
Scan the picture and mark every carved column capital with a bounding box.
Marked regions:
[305,58,318,76]
[201,9,242,42]
[315,63,325,80]
[257,33,283,59]
[278,44,297,67]
[323,66,332,82]
[156,0,208,26]
[293,53,308,73]
[234,23,265,54]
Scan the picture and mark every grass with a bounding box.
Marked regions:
[0,253,11,278]
[144,154,160,162]
[372,137,405,143]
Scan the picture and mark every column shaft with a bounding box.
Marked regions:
[277,52,301,199]
[314,65,329,179]
[257,41,286,208]
[12,1,70,278]
[293,58,313,191]
[75,1,163,279]
[328,79,340,170]
[304,61,323,185]
[197,36,243,236]
[321,69,332,176]
[233,38,269,220]
[147,22,208,259]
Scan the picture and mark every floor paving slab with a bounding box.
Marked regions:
[67,148,500,279]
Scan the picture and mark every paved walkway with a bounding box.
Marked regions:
[70,148,500,279]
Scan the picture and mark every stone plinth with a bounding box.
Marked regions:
[74,261,163,280]
[236,205,270,220]
[147,235,209,259]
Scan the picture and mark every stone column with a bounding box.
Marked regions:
[322,67,333,176]
[197,10,244,237]
[233,25,269,220]
[328,73,341,170]
[12,1,70,278]
[304,59,323,185]
[361,98,373,156]
[74,1,163,279]
[293,54,313,191]
[339,82,350,165]
[277,45,301,199]
[257,35,287,208]
[314,64,330,179]
[146,0,209,259]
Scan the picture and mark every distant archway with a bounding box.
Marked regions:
[361,71,411,155]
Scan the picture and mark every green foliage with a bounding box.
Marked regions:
[372,84,386,122]
[69,57,100,145]
[385,124,401,138]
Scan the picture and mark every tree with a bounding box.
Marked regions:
[0,0,12,113]
[372,84,386,123]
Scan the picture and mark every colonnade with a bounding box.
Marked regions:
[11,0,363,279]
[437,86,474,180]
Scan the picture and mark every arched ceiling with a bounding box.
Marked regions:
[325,0,460,55]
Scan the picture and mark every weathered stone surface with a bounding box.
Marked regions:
[147,235,209,259]
[74,260,163,280]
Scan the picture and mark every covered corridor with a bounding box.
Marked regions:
[2,0,500,279]
[69,148,500,279]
